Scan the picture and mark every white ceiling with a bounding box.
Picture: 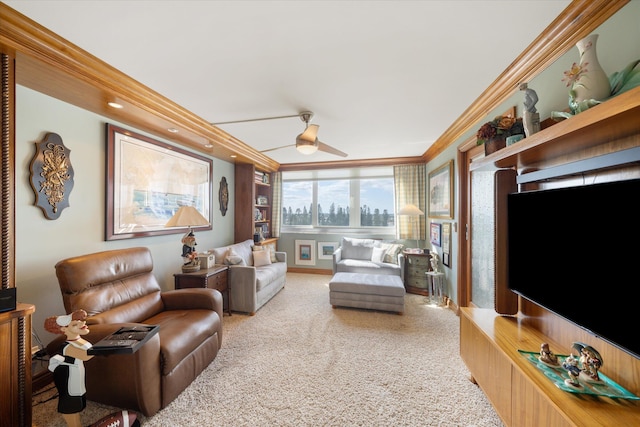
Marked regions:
[5,0,570,165]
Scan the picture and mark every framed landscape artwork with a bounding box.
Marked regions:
[106,123,213,240]
[295,239,316,265]
[317,242,339,260]
[428,160,454,219]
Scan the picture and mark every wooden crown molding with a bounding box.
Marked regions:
[0,3,280,172]
[422,0,628,163]
[0,1,628,171]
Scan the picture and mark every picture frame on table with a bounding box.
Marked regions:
[428,160,454,219]
[105,123,212,240]
[430,222,442,247]
[295,240,316,265]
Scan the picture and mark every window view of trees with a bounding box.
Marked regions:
[282,173,394,228]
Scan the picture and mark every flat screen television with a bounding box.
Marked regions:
[507,178,639,360]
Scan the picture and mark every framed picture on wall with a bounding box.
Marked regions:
[442,222,451,267]
[295,240,316,265]
[105,123,212,240]
[430,222,442,247]
[428,160,454,219]
[317,242,339,260]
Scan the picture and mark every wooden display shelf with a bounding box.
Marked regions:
[460,307,640,426]
[470,86,640,173]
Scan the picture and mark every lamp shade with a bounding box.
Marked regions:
[296,141,318,155]
[165,206,209,228]
[398,204,424,216]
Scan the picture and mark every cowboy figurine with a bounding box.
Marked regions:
[44,309,93,427]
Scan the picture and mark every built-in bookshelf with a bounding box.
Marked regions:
[234,164,276,246]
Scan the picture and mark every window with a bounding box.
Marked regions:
[282,167,395,231]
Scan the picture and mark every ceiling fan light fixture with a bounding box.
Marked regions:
[296,141,318,155]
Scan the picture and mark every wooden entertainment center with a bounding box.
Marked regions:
[460,87,640,426]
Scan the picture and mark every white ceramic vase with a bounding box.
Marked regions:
[572,34,610,103]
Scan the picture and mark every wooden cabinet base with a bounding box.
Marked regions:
[460,307,640,427]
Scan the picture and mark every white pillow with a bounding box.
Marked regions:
[371,247,385,263]
[253,249,272,267]
[225,248,245,265]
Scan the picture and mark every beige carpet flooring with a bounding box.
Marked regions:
[32,272,504,426]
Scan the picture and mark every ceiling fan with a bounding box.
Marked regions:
[211,111,347,157]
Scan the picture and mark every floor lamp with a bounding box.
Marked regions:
[398,204,424,249]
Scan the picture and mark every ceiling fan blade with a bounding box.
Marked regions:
[317,141,348,157]
[261,144,295,153]
[299,124,319,142]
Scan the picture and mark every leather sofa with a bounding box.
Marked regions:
[50,247,223,416]
[210,239,287,315]
[332,237,405,279]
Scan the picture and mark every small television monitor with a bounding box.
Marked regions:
[507,178,639,360]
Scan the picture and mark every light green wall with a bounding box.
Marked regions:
[421,0,640,305]
[16,2,640,343]
[15,86,235,344]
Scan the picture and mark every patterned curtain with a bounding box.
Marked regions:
[393,164,426,242]
[271,171,282,238]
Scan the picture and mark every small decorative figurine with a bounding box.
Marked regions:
[562,353,582,388]
[573,342,603,383]
[430,251,440,273]
[519,82,540,137]
[538,342,559,367]
[44,309,94,427]
[181,231,200,271]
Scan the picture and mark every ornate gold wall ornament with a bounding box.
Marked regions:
[29,133,74,219]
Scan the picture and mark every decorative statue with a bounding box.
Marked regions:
[562,353,582,388]
[44,309,140,427]
[430,251,440,273]
[181,230,198,265]
[44,310,94,427]
[538,342,559,366]
[519,82,540,137]
[573,342,603,383]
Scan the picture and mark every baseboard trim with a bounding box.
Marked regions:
[287,267,332,275]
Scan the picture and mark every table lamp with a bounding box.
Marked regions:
[165,206,209,272]
[398,203,424,250]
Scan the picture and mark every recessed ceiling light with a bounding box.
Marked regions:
[107,101,123,109]
[168,128,179,133]
[204,144,213,148]
[230,154,237,158]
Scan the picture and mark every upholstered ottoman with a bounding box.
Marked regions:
[329,272,405,314]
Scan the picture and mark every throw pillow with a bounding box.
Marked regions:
[371,247,385,263]
[225,248,245,265]
[267,245,277,262]
[381,243,404,265]
[253,249,272,267]
[341,237,377,260]
[253,244,277,263]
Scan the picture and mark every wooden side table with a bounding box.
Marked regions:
[174,265,231,315]
[403,251,432,295]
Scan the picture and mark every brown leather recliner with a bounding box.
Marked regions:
[50,247,223,416]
